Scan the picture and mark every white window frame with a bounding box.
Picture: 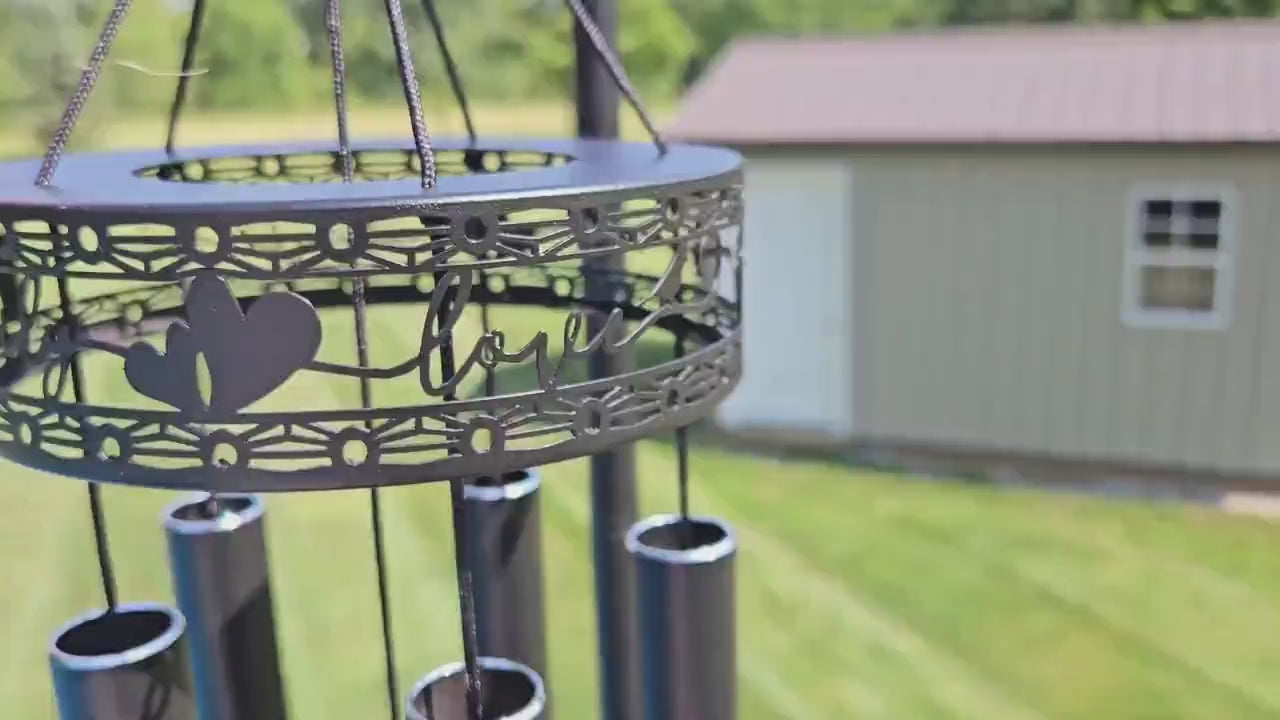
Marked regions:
[1122,182,1237,331]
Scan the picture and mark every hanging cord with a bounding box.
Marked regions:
[430,251,485,720]
[674,332,690,524]
[563,0,667,154]
[326,2,401,718]
[480,302,496,397]
[56,278,119,610]
[35,0,134,187]
[382,0,437,189]
[163,0,208,155]
[419,0,475,144]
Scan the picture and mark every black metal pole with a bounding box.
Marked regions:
[575,3,641,720]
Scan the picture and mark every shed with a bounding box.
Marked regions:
[671,21,1280,478]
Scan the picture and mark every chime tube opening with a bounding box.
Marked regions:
[462,468,549,685]
[167,493,256,523]
[405,657,547,720]
[627,515,734,560]
[627,514,737,720]
[49,603,194,720]
[163,492,288,720]
[52,604,185,667]
[464,469,540,500]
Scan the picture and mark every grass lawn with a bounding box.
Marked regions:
[5,109,1280,718]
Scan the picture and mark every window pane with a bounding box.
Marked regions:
[1140,266,1215,312]
[1191,200,1221,221]
[1143,231,1172,248]
[1188,232,1219,250]
[1144,200,1174,221]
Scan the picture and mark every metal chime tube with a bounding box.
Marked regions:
[627,514,737,720]
[464,469,549,682]
[163,494,288,720]
[406,657,546,720]
[50,603,196,720]
[575,2,642,718]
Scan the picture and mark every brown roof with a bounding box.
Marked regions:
[668,21,1280,146]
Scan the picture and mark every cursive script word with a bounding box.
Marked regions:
[418,262,719,399]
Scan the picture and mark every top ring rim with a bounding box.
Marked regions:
[0,137,742,214]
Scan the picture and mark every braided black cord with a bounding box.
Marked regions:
[564,0,667,153]
[383,0,437,188]
[420,0,476,144]
[325,2,402,718]
[57,278,119,611]
[35,0,134,186]
[428,252,486,720]
[164,0,208,155]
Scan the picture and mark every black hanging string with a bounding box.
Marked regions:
[163,0,208,155]
[563,0,667,154]
[35,0,134,187]
[326,2,402,718]
[419,0,476,144]
[55,278,118,610]
[429,251,485,720]
[382,0,437,188]
[674,333,690,523]
[480,301,496,397]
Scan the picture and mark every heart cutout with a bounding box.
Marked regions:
[123,273,321,416]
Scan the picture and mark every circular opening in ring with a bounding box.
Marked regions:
[408,662,543,720]
[472,470,530,488]
[635,518,728,553]
[170,495,254,522]
[136,148,573,185]
[54,608,176,659]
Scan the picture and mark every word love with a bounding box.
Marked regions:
[417,266,715,399]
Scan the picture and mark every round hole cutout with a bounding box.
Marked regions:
[341,437,370,466]
[98,435,122,461]
[463,216,488,241]
[328,223,353,252]
[76,227,99,254]
[193,226,220,255]
[258,156,282,177]
[210,442,238,469]
[123,304,145,325]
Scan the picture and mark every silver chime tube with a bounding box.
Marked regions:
[464,469,549,681]
[627,514,737,720]
[163,493,288,720]
[405,656,547,720]
[50,602,196,720]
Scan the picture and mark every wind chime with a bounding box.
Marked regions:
[0,1,743,719]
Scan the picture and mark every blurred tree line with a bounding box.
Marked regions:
[0,0,1274,137]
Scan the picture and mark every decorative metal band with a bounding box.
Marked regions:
[0,139,742,280]
[137,147,572,185]
[0,139,743,491]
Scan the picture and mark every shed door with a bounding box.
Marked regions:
[717,157,857,440]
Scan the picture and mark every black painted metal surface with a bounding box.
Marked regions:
[574,2,645,718]
[49,603,196,720]
[164,494,288,720]
[628,515,737,720]
[0,138,743,491]
[405,657,547,720]
[464,470,549,686]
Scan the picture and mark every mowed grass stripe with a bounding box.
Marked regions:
[694,450,1280,719]
[639,446,1049,720]
[885,491,1280,714]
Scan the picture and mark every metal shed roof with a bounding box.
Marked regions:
[668,21,1280,147]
